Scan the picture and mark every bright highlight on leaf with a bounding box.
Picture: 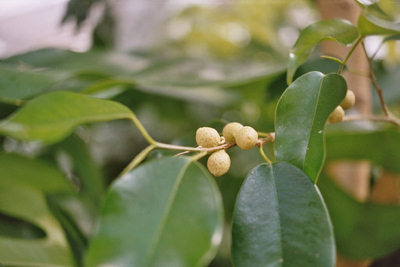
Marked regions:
[232,162,335,267]
[287,19,359,84]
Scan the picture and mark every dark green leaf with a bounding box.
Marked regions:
[287,19,359,84]
[318,174,400,259]
[0,183,74,266]
[55,135,105,205]
[232,162,335,267]
[85,157,223,267]
[0,152,72,192]
[275,72,347,182]
[0,91,133,143]
[326,122,400,174]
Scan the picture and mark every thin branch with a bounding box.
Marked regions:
[361,41,391,117]
[129,114,156,145]
[343,115,400,127]
[338,36,363,74]
[258,145,272,164]
[119,144,156,176]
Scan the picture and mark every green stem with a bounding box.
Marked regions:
[337,36,363,74]
[119,144,156,176]
[190,151,208,162]
[129,114,156,145]
[259,145,272,164]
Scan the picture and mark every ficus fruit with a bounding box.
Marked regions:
[207,150,231,177]
[195,127,221,148]
[340,90,355,110]
[235,126,258,150]
[222,122,243,144]
[328,106,345,124]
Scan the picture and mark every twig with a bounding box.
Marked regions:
[119,144,156,176]
[338,36,363,74]
[343,115,400,127]
[361,41,391,117]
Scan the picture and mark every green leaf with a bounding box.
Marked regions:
[0,152,72,192]
[85,157,223,267]
[0,183,74,266]
[326,122,400,174]
[0,65,65,105]
[358,14,400,36]
[287,19,359,84]
[275,72,347,182]
[318,174,400,259]
[231,162,335,267]
[54,135,105,205]
[0,91,133,143]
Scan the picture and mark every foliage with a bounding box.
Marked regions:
[1,1,400,267]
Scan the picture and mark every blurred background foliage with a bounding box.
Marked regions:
[0,0,400,266]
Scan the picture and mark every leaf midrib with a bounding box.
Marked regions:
[144,159,191,265]
[269,164,284,267]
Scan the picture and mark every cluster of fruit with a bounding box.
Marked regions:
[195,123,258,177]
[328,90,355,123]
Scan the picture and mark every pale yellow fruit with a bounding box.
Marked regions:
[222,122,243,144]
[235,126,258,150]
[340,90,356,110]
[195,127,220,148]
[328,106,345,124]
[207,150,231,177]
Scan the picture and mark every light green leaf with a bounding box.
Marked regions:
[326,122,400,174]
[318,174,400,259]
[232,162,335,267]
[85,157,223,267]
[358,14,400,36]
[0,152,72,192]
[0,91,134,143]
[275,72,347,182]
[287,19,359,84]
[0,183,74,266]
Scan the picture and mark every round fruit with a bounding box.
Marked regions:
[235,126,258,150]
[222,122,243,144]
[328,106,345,124]
[207,150,231,177]
[340,90,356,110]
[195,127,220,148]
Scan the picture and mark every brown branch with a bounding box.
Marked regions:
[343,115,400,127]
[361,41,391,117]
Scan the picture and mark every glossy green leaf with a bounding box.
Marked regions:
[358,14,400,36]
[85,157,223,267]
[326,122,400,174]
[0,152,72,192]
[287,19,359,84]
[318,174,400,259]
[232,162,335,267]
[275,72,347,182]
[0,183,74,266]
[0,91,133,143]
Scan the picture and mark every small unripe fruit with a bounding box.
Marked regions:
[196,127,220,148]
[328,106,345,124]
[340,90,355,110]
[235,126,258,150]
[207,150,231,177]
[222,122,243,144]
